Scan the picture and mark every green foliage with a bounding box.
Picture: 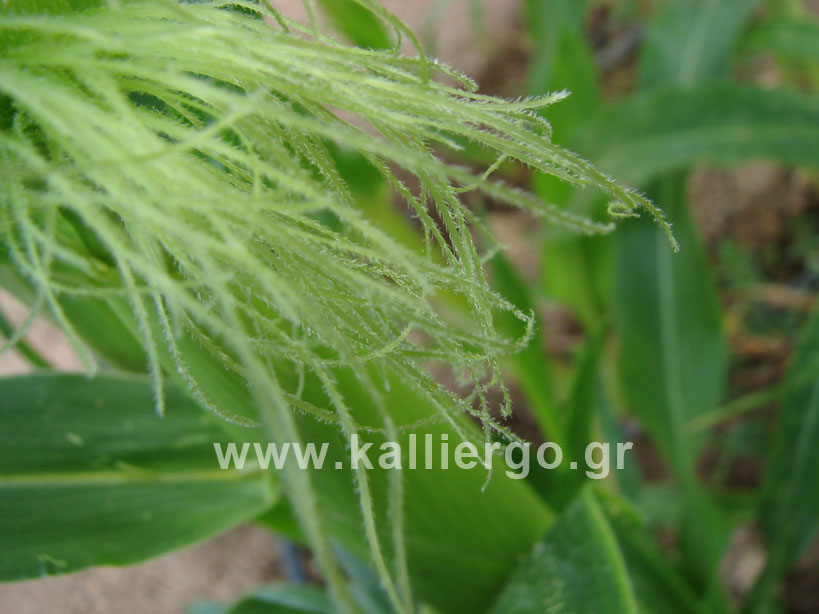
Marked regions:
[489,489,638,614]
[613,177,725,478]
[600,492,703,614]
[1,1,648,612]
[0,275,556,612]
[741,17,819,64]
[0,373,275,580]
[521,0,818,611]
[748,309,819,611]
[0,0,668,426]
[576,85,819,186]
[613,176,732,595]
[2,0,818,612]
[489,252,560,445]
[314,0,392,49]
[639,0,758,87]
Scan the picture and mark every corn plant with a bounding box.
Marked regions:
[1,0,817,613]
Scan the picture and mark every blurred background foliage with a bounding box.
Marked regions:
[317,0,819,611]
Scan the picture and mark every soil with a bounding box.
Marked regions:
[0,526,283,614]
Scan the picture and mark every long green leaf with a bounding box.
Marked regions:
[613,175,725,475]
[545,325,609,509]
[525,0,590,98]
[577,85,819,188]
[525,0,598,140]
[599,491,705,614]
[526,0,610,331]
[612,175,730,595]
[640,0,758,87]
[489,251,561,445]
[0,373,275,580]
[616,1,757,600]
[489,488,638,614]
[564,324,607,463]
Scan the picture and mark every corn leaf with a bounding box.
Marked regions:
[640,0,758,87]
[613,176,724,475]
[600,492,705,614]
[612,176,730,595]
[577,84,819,188]
[489,252,560,445]
[0,373,276,580]
[489,488,638,614]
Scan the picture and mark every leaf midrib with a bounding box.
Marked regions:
[0,467,261,487]
[656,209,693,480]
[677,0,722,85]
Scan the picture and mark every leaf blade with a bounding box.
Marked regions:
[578,85,819,187]
[489,489,638,614]
[640,0,758,87]
[0,373,275,581]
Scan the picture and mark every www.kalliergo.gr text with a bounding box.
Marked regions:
[213,435,633,480]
